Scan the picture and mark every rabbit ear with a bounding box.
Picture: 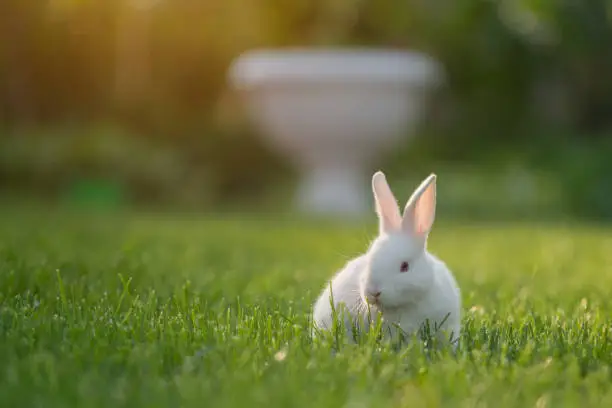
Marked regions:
[401,173,437,238]
[372,171,401,233]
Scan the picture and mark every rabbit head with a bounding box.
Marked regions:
[360,171,438,310]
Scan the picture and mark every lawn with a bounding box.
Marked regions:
[1,210,612,407]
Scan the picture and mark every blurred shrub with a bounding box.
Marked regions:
[518,129,612,220]
[0,123,286,209]
[0,124,210,207]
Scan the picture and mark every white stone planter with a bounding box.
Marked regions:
[228,48,443,217]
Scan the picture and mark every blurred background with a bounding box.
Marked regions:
[2,0,612,221]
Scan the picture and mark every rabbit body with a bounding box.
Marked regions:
[312,172,461,348]
[313,255,368,337]
[313,245,461,346]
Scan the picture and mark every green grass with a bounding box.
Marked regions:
[2,210,612,407]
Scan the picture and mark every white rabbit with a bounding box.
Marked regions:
[312,171,461,349]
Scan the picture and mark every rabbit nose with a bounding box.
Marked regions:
[366,290,382,304]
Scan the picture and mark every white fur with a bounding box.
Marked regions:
[312,171,461,349]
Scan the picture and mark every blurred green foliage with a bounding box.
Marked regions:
[1,0,612,217]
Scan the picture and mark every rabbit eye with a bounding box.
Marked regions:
[400,261,409,272]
